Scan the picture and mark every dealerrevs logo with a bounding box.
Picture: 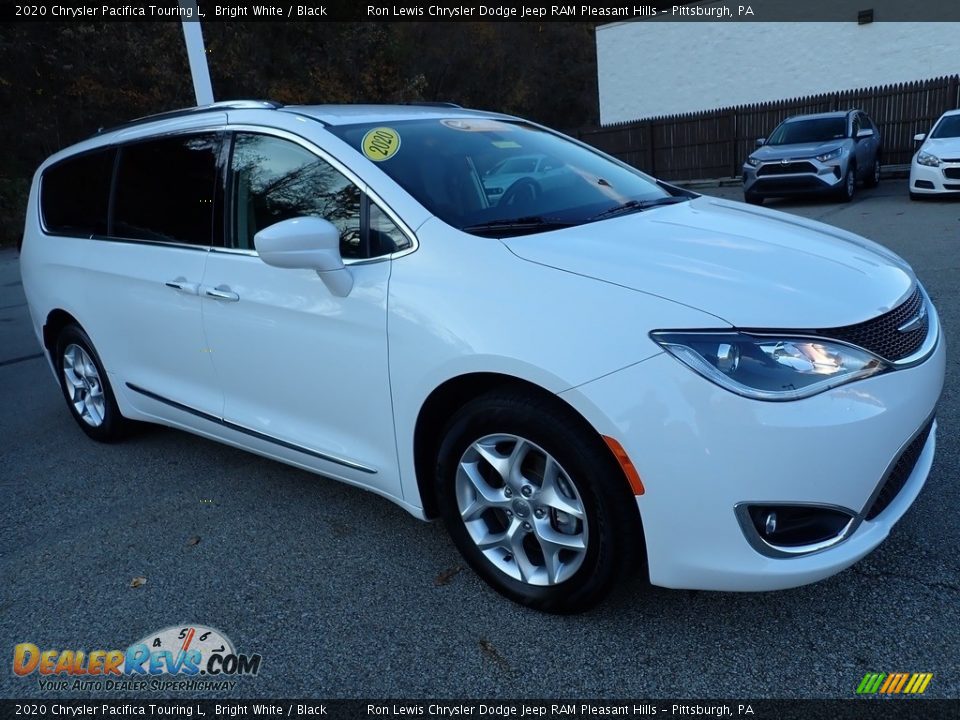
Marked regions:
[13,625,261,692]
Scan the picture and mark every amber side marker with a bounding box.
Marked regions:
[602,436,645,495]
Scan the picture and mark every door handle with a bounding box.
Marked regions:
[165,278,199,295]
[204,285,240,302]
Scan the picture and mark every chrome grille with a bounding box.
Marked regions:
[757,161,817,176]
[818,286,927,362]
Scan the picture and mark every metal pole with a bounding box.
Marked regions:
[179,0,214,106]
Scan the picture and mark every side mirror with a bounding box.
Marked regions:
[755,138,766,147]
[913,133,926,143]
[856,127,874,139]
[254,217,353,297]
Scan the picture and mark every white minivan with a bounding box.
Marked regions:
[20,101,944,612]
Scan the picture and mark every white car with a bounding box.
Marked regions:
[20,101,944,612]
[910,109,960,199]
[481,153,571,204]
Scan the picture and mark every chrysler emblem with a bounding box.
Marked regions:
[898,304,927,333]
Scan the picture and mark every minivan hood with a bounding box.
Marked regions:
[751,140,847,160]
[503,196,915,328]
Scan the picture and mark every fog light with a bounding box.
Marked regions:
[764,511,777,535]
[742,504,854,551]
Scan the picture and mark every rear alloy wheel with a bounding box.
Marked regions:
[56,324,127,442]
[435,390,643,613]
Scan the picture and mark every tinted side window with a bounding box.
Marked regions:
[41,149,115,236]
[229,133,362,257]
[369,203,412,256]
[113,134,220,246]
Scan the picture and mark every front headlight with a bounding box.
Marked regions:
[916,151,941,167]
[815,147,843,162]
[651,331,889,401]
[745,156,762,167]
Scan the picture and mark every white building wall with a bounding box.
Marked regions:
[597,19,960,125]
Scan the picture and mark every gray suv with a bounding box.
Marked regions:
[743,110,882,204]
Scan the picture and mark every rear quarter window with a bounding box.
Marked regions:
[41,149,115,236]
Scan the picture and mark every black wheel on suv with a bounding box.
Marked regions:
[744,191,764,206]
[434,389,643,613]
[55,324,128,442]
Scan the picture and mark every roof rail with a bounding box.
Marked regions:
[402,101,463,108]
[96,100,284,135]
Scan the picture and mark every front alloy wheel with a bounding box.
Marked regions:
[455,434,588,586]
[866,159,881,188]
[436,390,644,613]
[839,165,856,202]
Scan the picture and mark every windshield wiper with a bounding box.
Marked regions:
[589,196,689,222]
[462,216,576,236]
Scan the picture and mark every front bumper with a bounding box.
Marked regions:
[743,158,846,197]
[560,316,945,592]
[909,158,960,196]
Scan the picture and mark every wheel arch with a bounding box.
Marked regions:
[413,371,641,525]
[43,308,82,359]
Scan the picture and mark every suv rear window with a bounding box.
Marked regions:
[41,149,115,237]
[113,133,220,246]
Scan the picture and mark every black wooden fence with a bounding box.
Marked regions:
[573,75,960,182]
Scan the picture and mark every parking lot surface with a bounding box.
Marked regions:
[1,180,957,699]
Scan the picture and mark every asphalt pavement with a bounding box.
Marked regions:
[0,180,958,700]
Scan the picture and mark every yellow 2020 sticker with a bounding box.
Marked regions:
[362,127,401,162]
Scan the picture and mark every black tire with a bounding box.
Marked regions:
[435,389,643,613]
[864,158,881,188]
[909,191,923,201]
[55,323,128,442]
[744,192,764,206]
[838,164,856,202]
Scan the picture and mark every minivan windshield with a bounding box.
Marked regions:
[766,117,848,145]
[328,118,684,236]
